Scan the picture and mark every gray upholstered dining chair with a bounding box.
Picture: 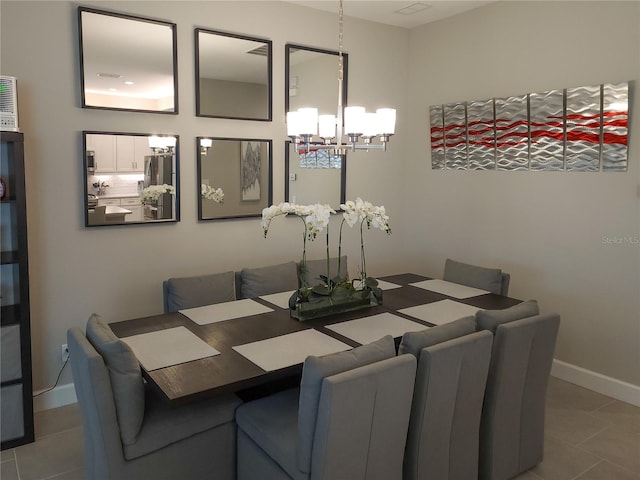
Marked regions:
[475,301,560,480]
[88,205,107,225]
[239,261,299,298]
[443,258,511,296]
[235,335,416,480]
[399,318,494,480]
[162,270,236,313]
[67,314,242,480]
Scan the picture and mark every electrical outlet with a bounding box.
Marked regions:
[61,344,69,362]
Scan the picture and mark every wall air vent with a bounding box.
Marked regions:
[97,72,123,79]
[246,45,269,57]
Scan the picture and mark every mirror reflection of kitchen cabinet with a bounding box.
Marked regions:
[116,136,150,172]
[87,134,149,173]
[121,197,142,222]
[88,133,116,173]
[84,131,180,227]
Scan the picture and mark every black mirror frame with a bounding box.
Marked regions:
[197,137,273,221]
[284,43,348,118]
[82,131,181,227]
[78,6,179,114]
[284,44,348,208]
[195,28,273,121]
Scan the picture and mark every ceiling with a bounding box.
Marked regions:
[285,1,495,29]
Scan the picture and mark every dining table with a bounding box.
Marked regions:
[109,273,520,406]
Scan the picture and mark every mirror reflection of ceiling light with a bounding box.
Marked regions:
[148,135,176,154]
[286,0,396,154]
[200,138,213,155]
[123,81,134,85]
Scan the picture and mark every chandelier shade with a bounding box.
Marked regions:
[286,0,396,153]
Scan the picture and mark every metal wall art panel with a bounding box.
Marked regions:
[565,85,601,172]
[602,82,629,172]
[467,99,495,170]
[495,95,529,171]
[429,105,445,170]
[443,103,468,170]
[427,81,629,173]
[530,89,564,171]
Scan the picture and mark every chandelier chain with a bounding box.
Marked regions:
[338,0,344,81]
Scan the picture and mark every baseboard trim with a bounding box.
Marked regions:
[551,359,640,407]
[33,361,640,411]
[33,382,77,412]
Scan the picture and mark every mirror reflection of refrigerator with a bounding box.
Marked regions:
[143,154,173,220]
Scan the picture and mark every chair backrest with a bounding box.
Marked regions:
[239,261,299,298]
[163,271,236,313]
[499,272,510,296]
[88,205,107,225]
[67,327,124,479]
[443,258,508,296]
[309,354,417,480]
[479,313,560,480]
[404,330,494,480]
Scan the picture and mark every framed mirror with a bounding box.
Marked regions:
[198,137,272,220]
[83,131,180,227]
[196,29,272,121]
[285,142,346,209]
[78,7,178,113]
[285,44,348,208]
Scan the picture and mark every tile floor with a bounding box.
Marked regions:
[1,377,639,479]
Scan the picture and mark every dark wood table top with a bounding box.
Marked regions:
[109,273,521,405]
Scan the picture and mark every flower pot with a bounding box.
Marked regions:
[290,287,382,322]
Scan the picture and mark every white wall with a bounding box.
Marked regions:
[0,0,409,393]
[405,1,640,386]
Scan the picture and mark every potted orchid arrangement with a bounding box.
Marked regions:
[140,184,175,205]
[201,184,224,203]
[261,198,391,320]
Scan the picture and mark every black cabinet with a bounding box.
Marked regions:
[1,132,34,449]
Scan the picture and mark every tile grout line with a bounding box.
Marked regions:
[568,459,604,480]
[589,398,617,415]
[574,424,611,447]
[42,467,84,480]
[14,447,22,480]
[569,427,640,477]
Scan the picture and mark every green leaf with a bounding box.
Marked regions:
[330,285,351,299]
[364,277,379,288]
[312,284,331,296]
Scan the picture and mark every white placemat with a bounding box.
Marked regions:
[122,326,220,371]
[398,299,482,325]
[232,329,352,372]
[179,299,274,325]
[376,279,402,290]
[410,279,491,299]
[326,312,426,345]
[259,290,296,309]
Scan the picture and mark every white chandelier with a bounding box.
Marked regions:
[148,135,176,154]
[286,0,396,154]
